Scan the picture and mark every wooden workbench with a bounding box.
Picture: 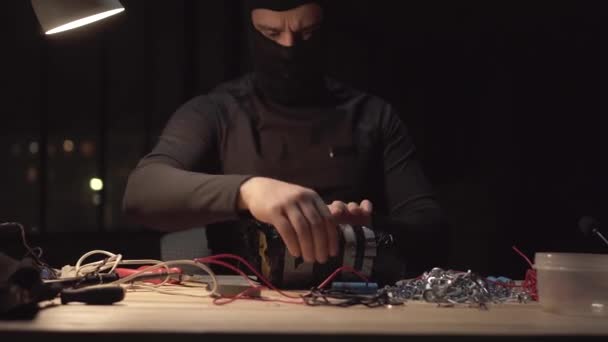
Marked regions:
[1,282,607,341]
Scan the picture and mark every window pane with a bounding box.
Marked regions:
[0,2,43,231]
[44,37,102,232]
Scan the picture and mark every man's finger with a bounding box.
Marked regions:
[285,205,315,263]
[360,199,373,215]
[347,202,362,215]
[272,215,301,258]
[299,201,329,263]
[328,200,347,218]
[313,198,339,258]
[325,219,339,257]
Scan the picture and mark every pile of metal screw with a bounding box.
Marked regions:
[380,268,533,309]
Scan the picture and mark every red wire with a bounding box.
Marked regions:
[196,254,302,299]
[317,265,370,289]
[512,246,534,268]
[212,286,304,305]
[196,254,373,304]
[212,286,262,305]
[200,250,540,304]
[511,246,538,301]
[202,259,258,287]
[522,269,539,301]
[196,258,303,304]
[204,258,302,303]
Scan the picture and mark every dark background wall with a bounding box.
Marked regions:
[1,0,606,278]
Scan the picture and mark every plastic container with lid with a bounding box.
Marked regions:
[535,252,608,317]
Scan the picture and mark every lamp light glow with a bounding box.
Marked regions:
[46,8,124,35]
[90,178,104,191]
[31,0,124,35]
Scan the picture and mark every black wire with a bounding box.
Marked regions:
[73,257,110,288]
[0,221,57,277]
[1,222,43,263]
[302,288,402,308]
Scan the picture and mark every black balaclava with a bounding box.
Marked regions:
[247,0,327,106]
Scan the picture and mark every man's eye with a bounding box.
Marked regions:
[300,29,318,41]
[301,31,313,40]
[265,30,280,38]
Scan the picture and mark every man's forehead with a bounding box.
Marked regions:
[247,0,321,12]
[252,4,322,30]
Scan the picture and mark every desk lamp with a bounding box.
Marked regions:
[31,0,124,35]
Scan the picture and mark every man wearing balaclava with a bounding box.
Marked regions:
[123,0,444,279]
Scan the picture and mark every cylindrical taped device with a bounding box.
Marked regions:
[256,223,405,288]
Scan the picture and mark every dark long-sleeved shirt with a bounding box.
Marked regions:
[123,74,443,262]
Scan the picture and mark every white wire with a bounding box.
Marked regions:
[107,254,122,274]
[74,251,172,283]
[70,250,218,296]
[75,250,122,276]
[126,283,213,298]
[77,258,168,274]
[111,259,218,296]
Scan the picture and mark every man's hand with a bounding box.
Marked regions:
[238,177,338,264]
[327,200,373,226]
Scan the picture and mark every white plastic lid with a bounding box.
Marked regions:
[534,252,608,271]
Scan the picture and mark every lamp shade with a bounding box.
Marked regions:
[31,0,124,35]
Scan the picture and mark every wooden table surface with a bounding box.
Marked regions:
[1,281,607,341]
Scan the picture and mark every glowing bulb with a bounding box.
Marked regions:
[63,139,75,153]
[46,9,125,35]
[90,178,104,191]
[29,142,39,154]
